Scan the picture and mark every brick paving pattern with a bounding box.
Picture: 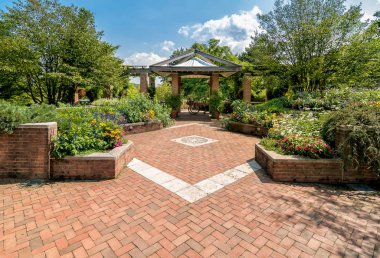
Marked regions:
[1,117,379,257]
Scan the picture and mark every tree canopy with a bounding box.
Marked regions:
[0,0,127,104]
[241,0,378,95]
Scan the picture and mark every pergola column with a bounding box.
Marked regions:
[243,73,252,103]
[210,73,219,93]
[140,72,149,93]
[171,73,180,95]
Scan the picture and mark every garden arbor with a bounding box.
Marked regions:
[127,50,251,102]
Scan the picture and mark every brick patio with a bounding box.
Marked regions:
[1,118,379,257]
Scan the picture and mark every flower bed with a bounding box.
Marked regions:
[225,100,274,136]
[50,141,134,180]
[255,144,379,183]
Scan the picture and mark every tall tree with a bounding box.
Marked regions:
[242,0,365,92]
[0,0,127,104]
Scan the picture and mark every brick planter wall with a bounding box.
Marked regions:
[50,141,134,180]
[255,144,379,183]
[122,121,163,135]
[0,123,57,179]
[228,121,268,137]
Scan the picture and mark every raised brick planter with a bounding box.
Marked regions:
[255,144,379,183]
[0,123,57,179]
[122,121,163,135]
[228,121,268,137]
[50,141,134,180]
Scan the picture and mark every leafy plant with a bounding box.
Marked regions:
[321,104,380,174]
[0,100,31,134]
[254,97,291,113]
[165,94,182,111]
[209,91,224,113]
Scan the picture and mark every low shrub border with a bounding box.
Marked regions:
[50,141,134,180]
[255,144,379,183]
[227,121,269,137]
[122,121,163,135]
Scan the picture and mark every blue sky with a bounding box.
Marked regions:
[1,0,379,66]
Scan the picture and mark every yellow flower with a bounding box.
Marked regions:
[100,122,106,127]
[90,119,96,125]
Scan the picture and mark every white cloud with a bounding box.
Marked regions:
[124,52,166,66]
[178,5,262,53]
[162,40,175,52]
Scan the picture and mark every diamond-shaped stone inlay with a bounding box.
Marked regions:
[127,158,262,203]
[171,135,218,147]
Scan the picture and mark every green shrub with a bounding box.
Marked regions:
[165,94,182,111]
[321,104,380,174]
[209,91,224,114]
[229,100,276,127]
[254,97,291,113]
[260,138,282,153]
[0,100,31,134]
[92,94,173,125]
[291,88,380,111]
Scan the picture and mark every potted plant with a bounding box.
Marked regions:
[209,91,224,119]
[165,94,182,118]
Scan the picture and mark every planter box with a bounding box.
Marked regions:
[0,123,57,179]
[122,121,163,135]
[228,121,268,137]
[50,141,134,180]
[255,144,379,183]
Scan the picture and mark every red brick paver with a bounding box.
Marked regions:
[128,123,260,184]
[1,120,379,257]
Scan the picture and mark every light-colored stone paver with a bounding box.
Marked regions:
[128,159,257,202]
[209,173,236,186]
[150,172,176,184]
[248,159,262,170]
[224,168,250,180]
[194,179,224,194]
[176,186,208,203]
[161,179,191,193]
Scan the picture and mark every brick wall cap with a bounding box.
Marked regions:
[256,144,341,163]
[19,122,57,129]
[123,121,162,127]
[109,141,133,159]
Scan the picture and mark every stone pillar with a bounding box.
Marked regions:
[210,73,219,92]
[171,73,180,95]
[243,73,252,103]
[140,72,149,93]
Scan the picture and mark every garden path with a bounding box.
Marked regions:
[0,116,379,257]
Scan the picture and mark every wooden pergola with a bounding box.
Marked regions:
[127,49,252,102]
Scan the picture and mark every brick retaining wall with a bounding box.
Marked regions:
[228,121,268,137]
[122,121,163,135]
[255,144,379,183]
[0,123,57,179]
[50,141,134,180]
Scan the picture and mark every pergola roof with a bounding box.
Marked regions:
[127,49,242,78]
